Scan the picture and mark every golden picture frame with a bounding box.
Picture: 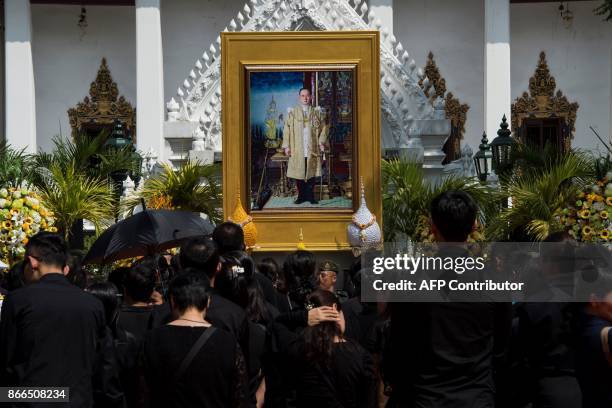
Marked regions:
[221,31,381,251]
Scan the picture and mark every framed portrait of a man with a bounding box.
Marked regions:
[248,68,354,210]
[222,31,381,251]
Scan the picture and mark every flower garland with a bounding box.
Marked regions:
[0,187,56,265]
[557,173,612,243]
[351,214,378,243]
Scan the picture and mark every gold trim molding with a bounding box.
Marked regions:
[511,52,579,150]
[418,52,469,162]
[68,58,136,141]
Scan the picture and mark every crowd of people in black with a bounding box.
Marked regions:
[0,190,611,408]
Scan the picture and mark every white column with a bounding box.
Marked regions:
[136,0,165,160]
[4,0,36,153]
[485,0,511,139]
[369,0,393,35]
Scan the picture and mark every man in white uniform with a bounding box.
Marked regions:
[282,88,328,204]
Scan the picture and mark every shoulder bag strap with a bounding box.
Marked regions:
[175,327,217,382]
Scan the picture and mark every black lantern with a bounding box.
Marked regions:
[474,131,493,182]
[490,114,516,173]
[105,120,131,150]
[105,120,133,197]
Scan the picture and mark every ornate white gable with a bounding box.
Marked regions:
[165,0,438,156]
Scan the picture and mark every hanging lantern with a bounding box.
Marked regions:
[490,114,516,173]
[474,131,493,183]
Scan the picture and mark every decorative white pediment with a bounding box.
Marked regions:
[166,0,434,153]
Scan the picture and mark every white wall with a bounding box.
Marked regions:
[30,0,243,152]
[28,0,612,153]
[31,5,136,152]
[511,1,612,151]
[394,0,612,153]
[394,0,485,152]
[161,0,244,106]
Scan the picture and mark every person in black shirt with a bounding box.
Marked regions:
[116,261,164,338]
[142,273,249,408]
[514,233,582,408]
[115,260,167,407]
[575,276,612,408]
[217,251,280,406]
[0,232,123,407]
[384,191,512,407]
[284,289,376,408]
[178,236,251,377]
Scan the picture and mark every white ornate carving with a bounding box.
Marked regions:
[166,97,180,122]
[347,177,382,249]
[165,0,434,153]
[443,144,477,178]
[142,148,159,179]
[433,96,445,119]
[121,175,136,200]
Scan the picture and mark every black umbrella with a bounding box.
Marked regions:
[83,209,214,264]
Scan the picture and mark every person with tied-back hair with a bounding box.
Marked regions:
[213,222,280,309]
[258,257,285,292]
[281,250,317,315]
[217,251,278,325]
[217,251,279,407]
[66,250,88,289]
[142,273,249,408]
[285,289,376,408]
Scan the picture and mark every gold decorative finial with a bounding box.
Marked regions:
[228,190,257,248]
[360,176,365,197]
[297,228,307,250]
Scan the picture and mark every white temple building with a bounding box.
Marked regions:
[2,0,612,172]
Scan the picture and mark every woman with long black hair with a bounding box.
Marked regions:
[289,289,376,408]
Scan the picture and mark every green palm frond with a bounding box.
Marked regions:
[595,0,612,21]
[37,163,116,239]
[486,151,593,241]
[0,142,34,188]
[382,158,494,241]
[126,161,222,224]
[32,132,140,184]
